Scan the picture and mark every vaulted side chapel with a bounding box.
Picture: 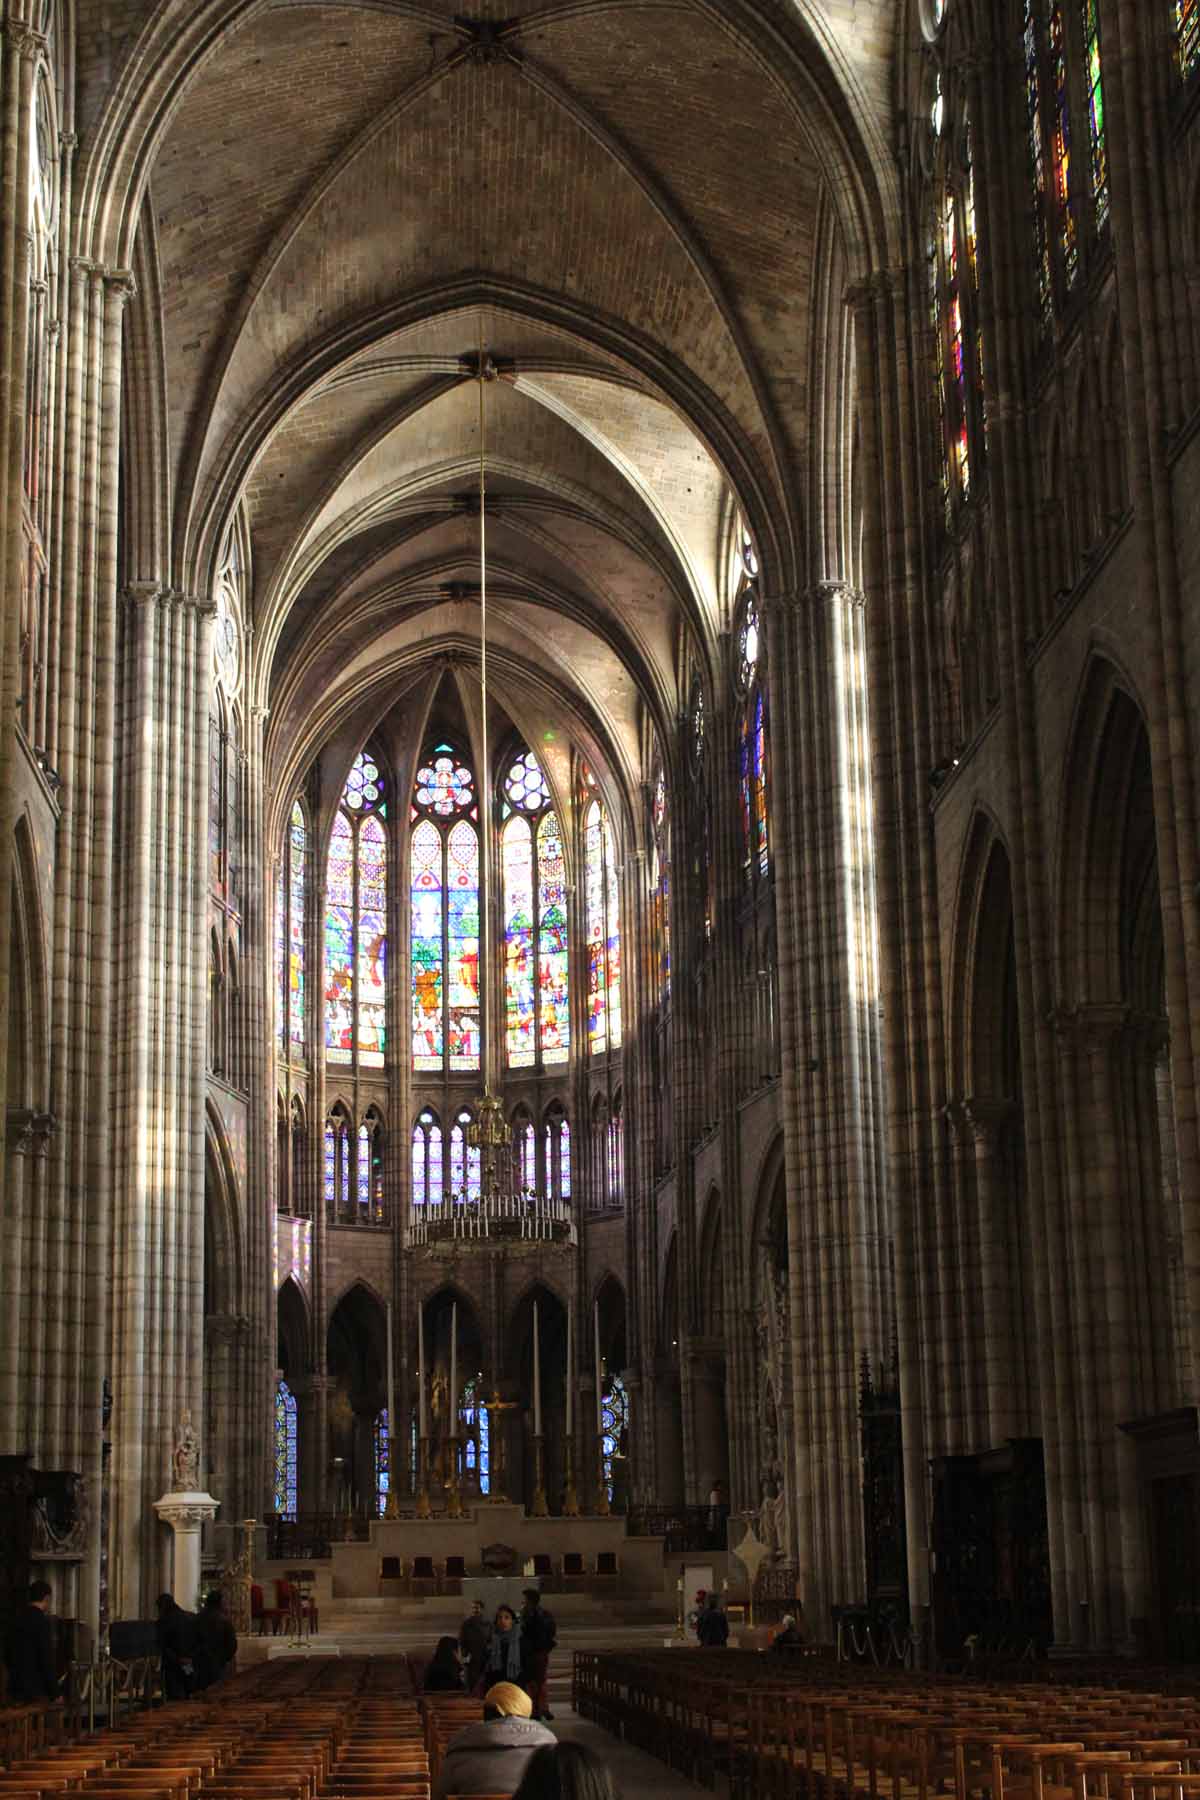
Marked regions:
[3,0,1200,1666]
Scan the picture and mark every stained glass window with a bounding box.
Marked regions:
[501,750,569,1069]
[504,750,550,812]
[356,1111,385,1223]
[600,1371,628,1503]
[543,1108,571,1201]
[450,1111,481,1204]
[325,754,387,1067]
[607,1095,624,1205]
[1180,0,1200,80]
[374,1408,389,1516]
[276,855,286,1053]
[1024,0,1054,322]
[1081,0,1107,229]
[503,816,535,1066]
[324,1111,351,1216]
[411,747,479,1072]
[512,1116,536,1192]
[944,190,971,498]
[753,693,769,874]
[288,804,306,1054]
[651,767,671,1004]
[585,799,622,1054]
[411,1109,443,1208]
[274,1380,298,1519]
[461,1377,490,1495]
[738,592,760,692]
[415,749,474,815]
[1048,4,1078,286]
[411,820,443,1069]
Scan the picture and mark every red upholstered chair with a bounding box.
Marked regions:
[250,1583,284,1636]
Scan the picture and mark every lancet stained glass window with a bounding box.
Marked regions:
[325,754,387,1067]
[374,1408,389,1516]
[450,1111,481,1204]
[1024,0,1054,321]
[274,1380,298,1518]
[324,1111,351,1215]
[1180,0,1200,80]
[601,1371,628,1503]
[651,767,671,1004]
[585,799,622,1054]
[461,1377,490,1494]
[501,749,569,1068]
[411,1109,443,1208]
[411,746,479,1072]
[1048,4,1078,286]
[1081,0,1108,229]
[544,1108,571,1201]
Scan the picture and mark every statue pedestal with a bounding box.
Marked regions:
[154,1491,220,1607]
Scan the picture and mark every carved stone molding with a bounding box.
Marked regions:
[2,21,48,58]
[961,1095,1017,1147]
[453,18,522,64]
[7,1107,57,1155]
[153,1496,219,1532]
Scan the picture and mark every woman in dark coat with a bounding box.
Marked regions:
[423,1635,464,1692]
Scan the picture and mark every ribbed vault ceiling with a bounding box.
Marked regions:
[113,0,901,799]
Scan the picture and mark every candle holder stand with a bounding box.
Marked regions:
[445,1433,465,1519]
[562,1437,580,1518]
[416,1437,432,1519]
[530,1435,548,1518]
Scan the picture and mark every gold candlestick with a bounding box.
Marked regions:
[416,1436,432,1519]
[562,1437,580,1518]
[446,1433,465,1519]
[531,1436,548,1518]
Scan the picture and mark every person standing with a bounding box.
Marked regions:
[459,1598,492,1693]
[697,1592,729,1648]
[519,1587,557,1721]
[155,1593,198,1700]
[194,1591,237,1689]
[3,1580,60,1702]
[483,1603,523,1686]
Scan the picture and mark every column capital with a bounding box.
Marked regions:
[2,20,47,58]
[122,580,164,609]
[6,1107,57,1155]
[153,1494,219,1531]
[961,1095,1016,1145]
[1050,1001,1129,1048]
[844,269,899,313]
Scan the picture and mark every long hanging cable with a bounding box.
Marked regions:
[477,319,491,1095]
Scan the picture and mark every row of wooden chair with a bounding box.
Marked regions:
[377,1549,619,1597]
[574,1649,1200,1800]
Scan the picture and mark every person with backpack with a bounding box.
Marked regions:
[518,1586,557,1720]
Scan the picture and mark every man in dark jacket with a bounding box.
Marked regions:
[697,1593,730,1647]
[432,1681,555,1800]
[155,1593,198,1700]
[458,1599,492,1693]
[194,1591,237,1689]
[518,1587,557,1721]
[3,1580,60,1702]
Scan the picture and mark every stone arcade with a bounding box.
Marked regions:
[2,0,1200,1667]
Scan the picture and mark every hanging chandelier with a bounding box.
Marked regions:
[407,329,573,1253]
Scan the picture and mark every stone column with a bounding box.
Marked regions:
[962,1098,1018,1447]
[154,1493,220,1609]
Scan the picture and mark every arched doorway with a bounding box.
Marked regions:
[326,1284,387,1516]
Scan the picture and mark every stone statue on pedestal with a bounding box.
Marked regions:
[172,1410,201,1491]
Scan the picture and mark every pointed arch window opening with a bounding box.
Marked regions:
[324,1111,352,1218]
[651,765,671,1007]
[584,800,622,1056]
[501,749,570,1069]
[374,1408,390,1517]
[461,1375,491,1495]
[736,580,771,886]
[543,1108,571,1202]
[600,1369,628,1504]
[278,801,308,1058]
[411,745,480,1073]
[411,1108,444,1208]
[1180,0,1200,80]
[450,1110,482,1206]
[274,1380,298,1520]
[325,753,387,1070]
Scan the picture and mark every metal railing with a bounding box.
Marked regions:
[626,1505,728,1551]
[63,1655,161,1735]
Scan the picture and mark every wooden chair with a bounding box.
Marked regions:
[440,1556,467,1594]
[561,1551,585,1586]
[596,1550,619,1579]
[379,1555,403,1595]
[250,1583,285,1636]
[408,1557,436,1597]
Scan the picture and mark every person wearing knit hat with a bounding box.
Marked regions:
[432,1676,555,1799]
[484,1681,532,1719]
